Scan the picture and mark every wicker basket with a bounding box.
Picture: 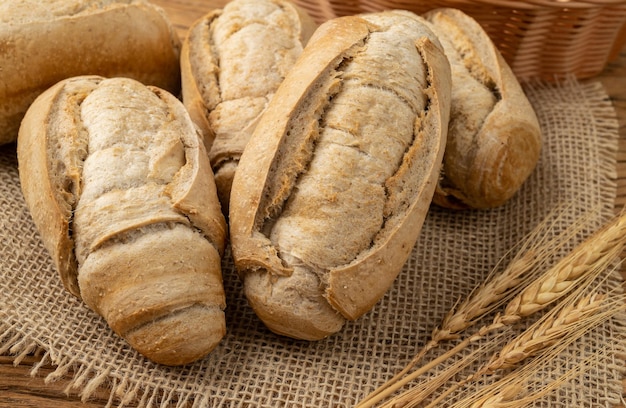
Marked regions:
[293,0,626,81]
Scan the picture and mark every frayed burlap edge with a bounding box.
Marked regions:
[0,321,215,408]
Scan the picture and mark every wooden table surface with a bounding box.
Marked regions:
[1,1,626,407]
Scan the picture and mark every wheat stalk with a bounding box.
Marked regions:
[356,206,595,408]
[356,209,626,408]
[453,352,597,408]
[414,292,619,408]
[420,292,623,407]
[379,331,509,408]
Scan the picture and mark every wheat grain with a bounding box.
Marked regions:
[467,383,524,408]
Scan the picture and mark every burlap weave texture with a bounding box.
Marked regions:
[0,77,624,407]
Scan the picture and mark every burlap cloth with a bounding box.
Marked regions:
[1,77,625,407]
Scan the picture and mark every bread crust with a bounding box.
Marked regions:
[424,8,542,209]
[180,0,317,214]
[17,76,227,366]
[230,12,451,340]
[0,0,181,146]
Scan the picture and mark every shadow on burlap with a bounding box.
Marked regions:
[0,77,624,407]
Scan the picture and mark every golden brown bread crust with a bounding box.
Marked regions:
[229,12,451,340]
[17,76,227,366]
[0,0,181,146]
[180,0,317,214]
[423,8,542,209]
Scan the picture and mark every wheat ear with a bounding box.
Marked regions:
[380,292,621,408]
[429,205,593,344]
[433,203,603,340]
[356,207,609,408]
[484,293,609,373]
[435,204,599,339]
[422,292,620,407]
[368,257,623,408]
[357,207,593,408]
[498,210,626,325]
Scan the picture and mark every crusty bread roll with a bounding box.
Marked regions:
[180,0,317,214]
[17,76,227,366]
[229,11,451,340]
[423,8,542,209]
[0,0,181,146]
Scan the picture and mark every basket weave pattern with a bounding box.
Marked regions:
[294,0,626,81]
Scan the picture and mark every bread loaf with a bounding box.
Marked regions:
[229,12,451,340]
[180,0,317,214]
[0,0,181,146]
[17,76,227,366]
[423,8,542,209]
